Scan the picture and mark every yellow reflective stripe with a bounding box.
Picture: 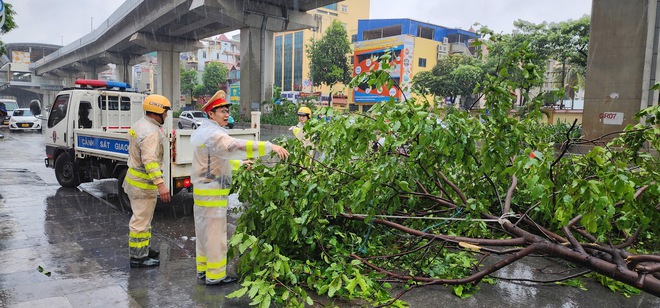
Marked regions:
[129,239,149,248]
[206,271,227,280]
[230,160,241,170]
[258,142,266,156]
[246,141,254,158]
[194,199,228,207]
[145,162,160,171]
[293,127,300,136]
[207,259,227,269]
[196,256,207,262]
[147,170,163,179]
[197,264,207,272]
[129,168,151,180]
[128,129,136,137]
[193,188,230,196]
[129,231,152,239]
[125,177,157,190]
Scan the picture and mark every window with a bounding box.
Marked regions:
[294,32,303,92]
[364,25,402,40]
[98,95,131,111]
[48,94,69,128]
[418,58,427,68]
[283,34,293,91]
[351,34,357,43]
[12,71,31,82]
[202,51,207,58]
[341,5,348,13]
[78,101,93,128]
[275,36,283,88]
[417,26,434,39]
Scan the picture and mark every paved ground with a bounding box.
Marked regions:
[0,128,658,307]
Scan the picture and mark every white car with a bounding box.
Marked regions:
[9,108,42,132]
[177,110,207,129]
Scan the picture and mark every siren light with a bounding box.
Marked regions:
[74,79,131,89]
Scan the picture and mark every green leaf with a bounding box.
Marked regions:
[227,286,248,299]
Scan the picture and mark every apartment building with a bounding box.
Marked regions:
[351,18,479,112]
[272,0,370,106]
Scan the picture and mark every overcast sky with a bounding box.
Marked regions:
[1,0,591,46]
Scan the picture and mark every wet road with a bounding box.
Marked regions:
[0,130,249,307]
[0,129,658,307]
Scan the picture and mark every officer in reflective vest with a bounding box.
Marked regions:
[190,90,289,286]
[123,94,172,268]
[291,106,312,147]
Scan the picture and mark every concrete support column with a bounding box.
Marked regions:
[239,25,274,119]
[63,76,77,87]
[583,0,660,141]
[116,59,133,85]
[156,50,181,109]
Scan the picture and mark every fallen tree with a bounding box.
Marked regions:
[228,38,659,307]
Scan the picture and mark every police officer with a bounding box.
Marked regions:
[190,90,289,285]
[124,94,172,268]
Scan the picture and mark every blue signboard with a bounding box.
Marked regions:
[77,135,129,155]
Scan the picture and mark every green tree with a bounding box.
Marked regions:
[180,65,199,108]
[0,3,18,56]
[200,62,228,96]
[547,16,590,106]
[483,17,590,107]
[307,20,352,106]
[227,33,660,307]
[413,54,485,109]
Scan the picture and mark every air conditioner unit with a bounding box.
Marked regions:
[437,44,446,59]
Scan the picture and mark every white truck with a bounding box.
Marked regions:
[43,79,260,208]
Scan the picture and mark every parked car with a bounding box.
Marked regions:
[0,99,19,125]
[9,108,42,132]
[177,110,207,129]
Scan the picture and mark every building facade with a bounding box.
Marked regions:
[272,0,370,105]
[351,19,479,112]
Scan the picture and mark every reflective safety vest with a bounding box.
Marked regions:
[190,121,274,207]
[125,117,165,194]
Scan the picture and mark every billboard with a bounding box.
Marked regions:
[352,35,414,103]
[229,83,240,102]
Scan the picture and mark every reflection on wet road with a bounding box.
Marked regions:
[0,131,249,307]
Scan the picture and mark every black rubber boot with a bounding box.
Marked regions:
[148,248,160,258]
[130,257,160,268]
[206,276,238,286]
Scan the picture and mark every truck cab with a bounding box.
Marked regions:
[44,79,261,209]
[44,80,145,156]
[43,80,173,196]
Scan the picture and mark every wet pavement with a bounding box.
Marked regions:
[0,129,658,307]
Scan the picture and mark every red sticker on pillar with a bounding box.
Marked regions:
[599,112,624,125]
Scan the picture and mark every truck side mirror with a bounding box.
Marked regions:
[30,100,41,116]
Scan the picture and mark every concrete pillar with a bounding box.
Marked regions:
[239,25,274,119]
[156,50,181,109]
[583,0,660,141]
[116,58,132,85]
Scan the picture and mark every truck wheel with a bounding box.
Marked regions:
[54,152,80,187]
[117,168,132,213]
